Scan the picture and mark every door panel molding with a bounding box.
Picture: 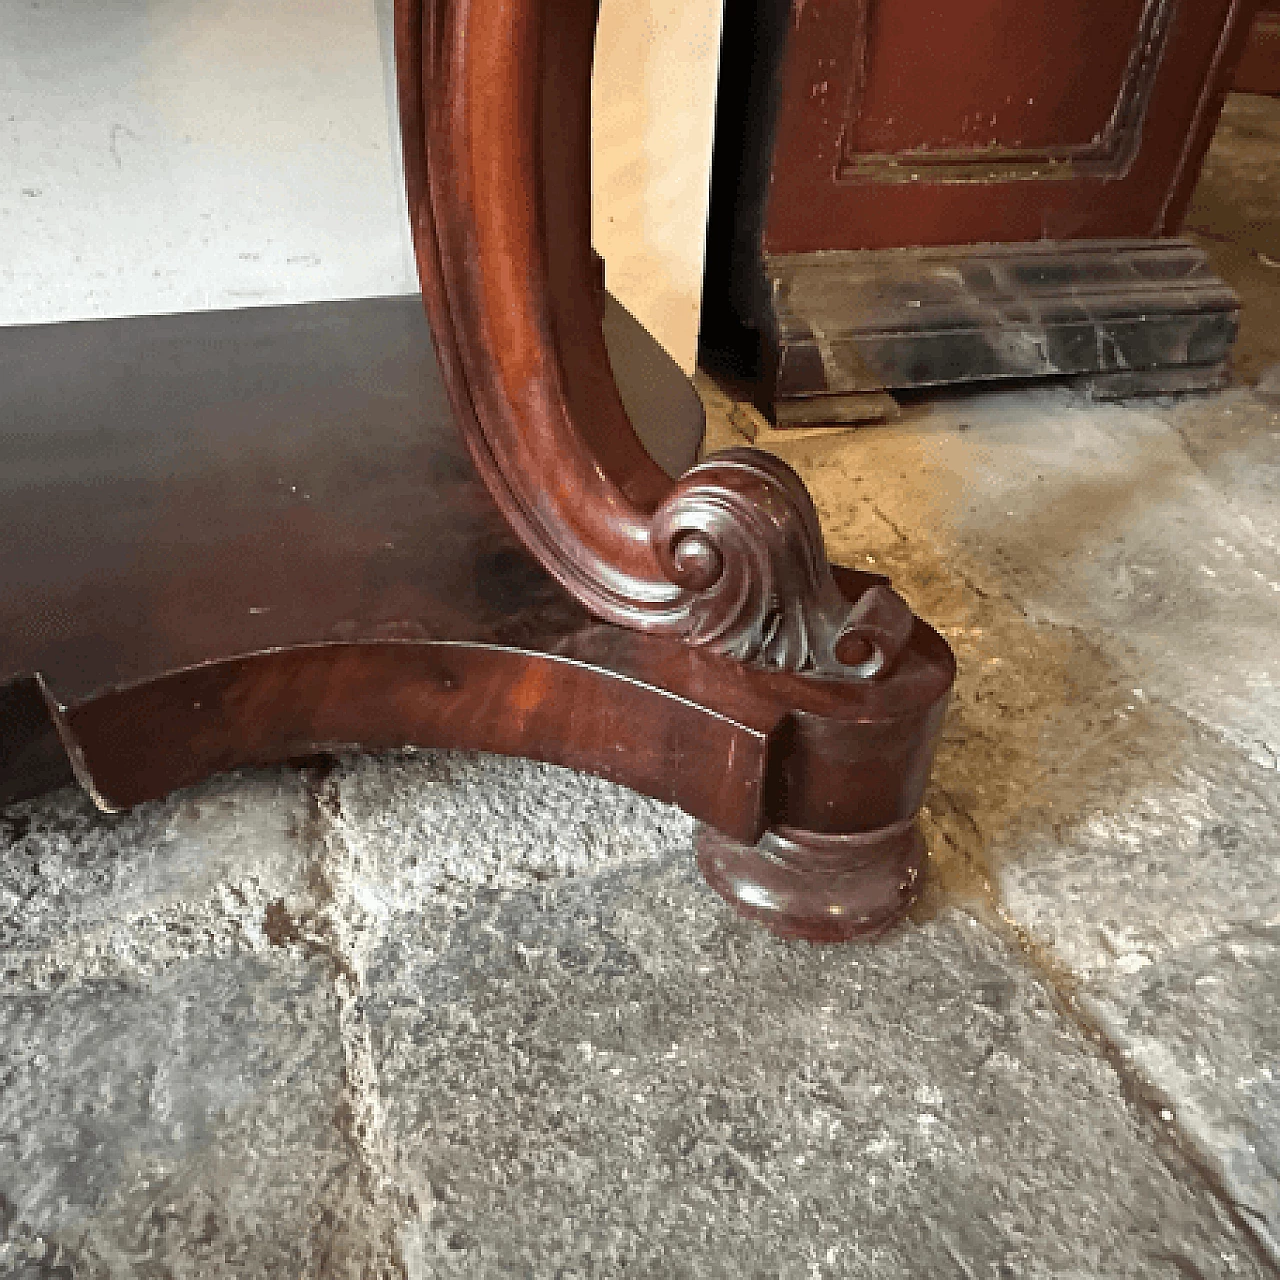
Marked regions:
[837,0,1179,184]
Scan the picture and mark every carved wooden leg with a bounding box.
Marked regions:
[0,0,955,947]
[394,0,956,943]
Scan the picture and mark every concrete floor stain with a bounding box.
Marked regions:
[700,381,1196,932]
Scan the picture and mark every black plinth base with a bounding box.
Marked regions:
[763,238,1240,424]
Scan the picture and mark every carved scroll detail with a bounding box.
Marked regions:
[396,0,916,684]
[652,449,913,679]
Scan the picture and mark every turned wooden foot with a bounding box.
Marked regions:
[696,821,925,943]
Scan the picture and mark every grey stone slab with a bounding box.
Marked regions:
[0,768,391,1277]
[0,740,1273,1278]
[329,749,696,915]
[877,377,1280,1265]
[999,727,1280,1266]
[1159,390,1280,573]
[1000,732,1280,979]
[1084,925,1280,1266]
[362,851,1265,1280]
[0,770,317,987]
[943,390,1280,770]
[0,954,360,1279]
[0,750,704,1279]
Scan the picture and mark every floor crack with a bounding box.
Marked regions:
[283,760,424,1279]
[966,875,1280,1277]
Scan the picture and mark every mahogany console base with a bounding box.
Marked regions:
[0,295,953,942]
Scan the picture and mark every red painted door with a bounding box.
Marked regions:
[764,0,1259,252]
[1235,2,1280,92]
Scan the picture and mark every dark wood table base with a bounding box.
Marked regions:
[0,295,953,941]
[4,0,956,942]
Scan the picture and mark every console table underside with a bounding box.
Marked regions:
[0,295,948,877]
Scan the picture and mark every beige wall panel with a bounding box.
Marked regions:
[593,0,725,373]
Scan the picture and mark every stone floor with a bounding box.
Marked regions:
[2,96,1279,1278]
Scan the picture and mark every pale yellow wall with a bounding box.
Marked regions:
[593,0,725,374]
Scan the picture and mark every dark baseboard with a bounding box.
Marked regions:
[762,239,1240,425]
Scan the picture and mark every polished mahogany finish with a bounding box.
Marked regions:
[1,0,956,941]
[696,822,926,943]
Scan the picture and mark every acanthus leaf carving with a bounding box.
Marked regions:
[652,448,913,680]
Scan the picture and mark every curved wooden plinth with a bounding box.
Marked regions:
[695,821,926,943]
[0,297,954,943]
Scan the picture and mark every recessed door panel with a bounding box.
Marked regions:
[761,0,1257,250]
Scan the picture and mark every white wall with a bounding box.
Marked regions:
[0,0,720,370]
[0,0,416,326]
